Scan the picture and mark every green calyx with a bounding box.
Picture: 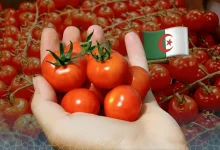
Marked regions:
[91,40,112,62]
[46,41,79,66]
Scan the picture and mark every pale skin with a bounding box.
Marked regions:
[31,25,189,150]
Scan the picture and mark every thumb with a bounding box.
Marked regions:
[31,76,67,132]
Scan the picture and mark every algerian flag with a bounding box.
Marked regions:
[143,27,189,60]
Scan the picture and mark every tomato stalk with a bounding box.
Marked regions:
[198,81,211,94]
[159,71,220,105]
[174,93,186,105]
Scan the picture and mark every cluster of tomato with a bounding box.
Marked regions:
[0,0,219,142]
[42,37,151,121]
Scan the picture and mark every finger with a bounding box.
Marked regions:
[87,25,106,46]
[62,26,81,46]
[31,76,68,133]
[40,28,60,64]
[125,32,149,71]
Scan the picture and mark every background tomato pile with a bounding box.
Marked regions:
[0,0,220,147]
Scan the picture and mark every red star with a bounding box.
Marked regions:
[167,39,172,46]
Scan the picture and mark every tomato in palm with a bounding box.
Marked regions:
[215,77,220,89]
[205,59,220,74]
[3,98,29,126]
[0,65,18,85]
[61,88,100,114]
[39,0,55,13]
[9,74,34,100]
[0,81,8,99]
[22,57,41,75]
[160,12,183,29]
[64,41,82,53]
[154,93,169,111]
[168,94,198,124]
[96,5,114,19]
[126,66,151,100]
[0,50,13,66]
[149,64,172,92]
[42,43,87,93]
[104,85,142,122]
[87,51,129,89]
[111,1,128,18]
[19,2,36,13]
[169,55,199,83]
[194,85,220,112]
[193,49,209,64]
[183,9,204,32]
[203,11,219,33]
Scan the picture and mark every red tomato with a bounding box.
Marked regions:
[71,10,85,28]
[19,2,36,13]
[139,6,156,15]
[149,64,172,92]
[0,50,13,66]
[87,51,129,89]
[81,0,97,10]
[0,81,8,99]
[5,17,19,27]
[61,88,100,114]
[195,112,219,128]
[32,27,42,40]
[154,93,169,111]
[64,41,82,54]
[171,81,189,95]
[205,59,220,74]
[174,0,185,8]
[126,0,142,11]
[95,17,110,28]
[104,85,142,121]
[96,5,114,19]
[183,9,204,32]
[18,12,35,27]
[142,22,160,32]
[4,8,18,18]
[39,0,55,13]
[4,25,20,40]
[22,57,41,75]
[190,64,208,84]
[27,42,40,58]
[107,37,120,54]
[82,12,97,29]
[197,33,216,48]
[194,86,220,112]
[42,12,62,30]
[3,98,29,126]
[2,37,17,51]
[127,66,151,100]
[12,52,24,71]
[12,114,41,138]
[0,99,10,111]
[111,1,128,18]
[0,65,18,85]
[142,0,157,6]
[203,11,219,33]
[168,95,198,124]
[169,55,199,83]
[193,49,209,64]
[160,12,183,29]
[215,77,220,89]
[53,0,68,9]
[42,50,87,93]
[9,74,34,100]
[66,0,80,7]
[154,0,171,10]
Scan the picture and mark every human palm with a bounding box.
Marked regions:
[31,25,188,150]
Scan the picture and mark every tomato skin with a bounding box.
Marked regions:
[27,42,40,58]
[168,95,198,124]
[160,12,183,29]
[203,11,219,33]
[0,50,13,66]
[61,88,100,114]
[4,25,20,40]
[53,0,68,9]
[39,0,55,13]
[104,85,142,122]
[188,31,198,48]
[18,12,35,26]
[11,53,24,71]
[0,99,10,111]
[215,77,220,89]
[193,50,209,64]
[149,64,172,92]
[193,86,220,112]
[87,51,129,89]
[111,1,128,18]
[183,9,204,32]
[96,5,114,19]
[205,59,220,74]
[22,57,41,75]
[0,65,18,85]
[126,0,142,11]
[3,98,29,127]
[0,81,8,99]
[127,66,151,100]
[195,113,219,128]
[9,74,34,100]
[42,51,87,93]
[154,93,169,111]
[19,2,36,13]
[169,55,199,83]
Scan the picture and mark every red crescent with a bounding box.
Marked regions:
[158,34,173,53]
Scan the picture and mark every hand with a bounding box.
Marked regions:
[31,25,188,150]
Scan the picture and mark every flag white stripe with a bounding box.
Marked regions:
[165,27,189,57]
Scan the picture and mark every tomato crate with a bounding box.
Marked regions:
[0,0,220,150]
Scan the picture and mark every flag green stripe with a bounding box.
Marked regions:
[143,30,166,60]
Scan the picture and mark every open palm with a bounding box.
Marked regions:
[31,25,188,150]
